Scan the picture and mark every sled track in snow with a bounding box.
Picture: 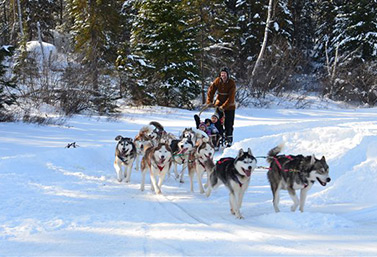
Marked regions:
[156,193,211,226]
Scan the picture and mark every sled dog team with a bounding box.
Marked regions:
[114,121,331,219]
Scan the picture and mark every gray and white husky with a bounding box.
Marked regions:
[266,144,331,213]
[140,141,173,194]
[206,148,257,219]
[114,135,137,182]
[188,138,215,193]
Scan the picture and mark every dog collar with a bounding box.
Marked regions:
[119,155,129,164]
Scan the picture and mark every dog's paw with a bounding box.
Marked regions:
[236,215,244,219]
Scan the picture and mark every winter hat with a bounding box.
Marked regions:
[211,113,219,120]
[204,118,211,124]
[219,67,230,78]
[199,122,206,129]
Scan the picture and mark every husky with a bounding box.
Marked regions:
[133,137,153,171]
[181,127,209,144]
[206,148,257,219]
[135,121,165,146]
[114,135,137,182]
[266,144,331,213]
[187,138,215,194]
[140,141,173,194]
[170,136,195,182]
[134,121,167,170]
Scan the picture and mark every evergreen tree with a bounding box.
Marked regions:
[130,0,200,108]
[66,0,123,112]
[0,45,16,119]
[333,0,377,61]
[235,0,265,80]
[23,0,61,42]
[0,1,11,45]
[313,0,337,61]
[115,0,143,100]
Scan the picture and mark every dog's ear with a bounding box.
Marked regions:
[115,135,123,141]
[238,148,244,157]
[321,156,326,162]
[247,148,253,156]
[310,154,316,165]
[125,137,133,142]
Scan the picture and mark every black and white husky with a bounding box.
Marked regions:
[140,141,173,194]
[266,144,331,213]
[206,148,257,219]
[114,135,137,182]
[170,136,194,182]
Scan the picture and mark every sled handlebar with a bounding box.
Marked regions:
[198,103,224,117]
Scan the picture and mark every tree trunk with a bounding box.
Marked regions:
[250,0,273,82]
[199,3,205,104]
[37,22,45,62]
[16,0,23,37]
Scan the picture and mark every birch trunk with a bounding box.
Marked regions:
[250,0,274,80]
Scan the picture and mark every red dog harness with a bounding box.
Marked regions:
[271,155,295,172]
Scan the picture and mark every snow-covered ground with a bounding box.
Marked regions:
[1,104,377,256]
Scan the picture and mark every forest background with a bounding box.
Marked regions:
[1,0,377,121]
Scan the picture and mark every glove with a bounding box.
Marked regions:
[218,106,224,112]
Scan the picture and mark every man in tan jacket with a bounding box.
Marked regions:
[206,67,236,147]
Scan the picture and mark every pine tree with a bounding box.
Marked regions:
[22,0,61,42]
[66,0,123,112]
[130,0,200,108]
[316,0,377,104]
[235,0,265,79]
[333,0,377,61]
[0,45,16,119]
[313,0,337,61]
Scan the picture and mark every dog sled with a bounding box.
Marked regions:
[194,104,227,151]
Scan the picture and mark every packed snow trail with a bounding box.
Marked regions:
[1,106,377,255]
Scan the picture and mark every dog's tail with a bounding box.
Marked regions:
[266,143,284,163]
[150,121,164,132]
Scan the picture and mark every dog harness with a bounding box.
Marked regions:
[118,149,134,165]
[273,156,310,187]
[216,158,233,165]
[154,157,172,172]
[271,156,300,173]
[216,158,244,187]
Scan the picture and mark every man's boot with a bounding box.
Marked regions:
[226,136,233,147]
